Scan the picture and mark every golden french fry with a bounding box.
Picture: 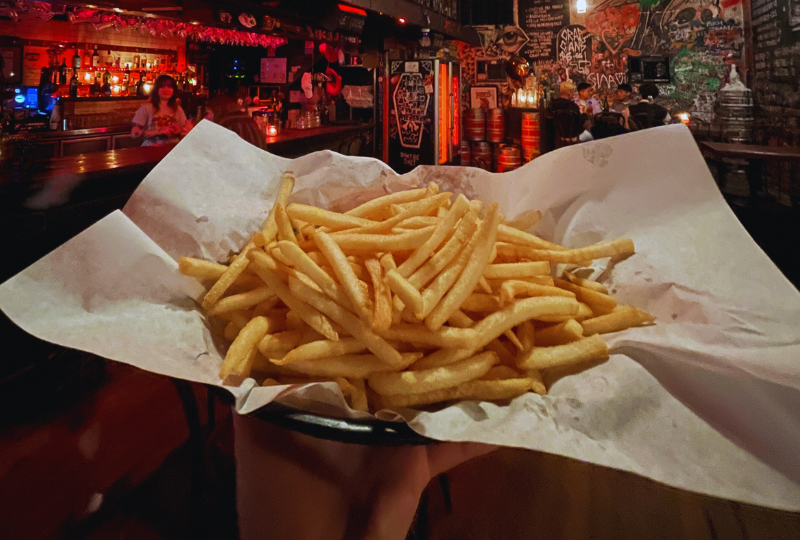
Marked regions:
[509,238,635,264]
[553,278,617,315]
[534,319,584,346]
[365,258,393,332]
[257,173,295,247]
[178,257,228,280]
[274,203,298,245]
[460,293,502,313]
[257,330,306,358]
[278,240,355,312]
[229,310,253,330]
[378,323,473,349]
[350,378,369,412]
[408,209,479,289]
[379,377,531,408]
[385,269,424,319]
[397,194,470,277]
[276,337,367,365]
[581,305,655,336]
[536,301,593,322]
[526,369,547,395]
[314,230,373,325]
[345,186,429,218]
[516,320,536,351]
[202,242,256,309]
[397,216,439,229]
[335,193,451,235]
[498,280,574,306]
[208,286,275,315]
[496,223,567,251]
[426,204,501,330]
[483,261,550,279]
[564,270,608,294]
[368,351,498,396]
[477,276,493,294]
[328,227,435,252]
[249,251,339,341]
[288,276,404,367]
[219,316,270,379]
[517,335,609,370]
[223,321,240,341]
[287,203,376,230]
[480,365,523,380]
[251,296,281,318]
[285,352,422,378]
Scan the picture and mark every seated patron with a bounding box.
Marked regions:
[610,84,636,113]
[626,83,670,129]
[574,82,602,115]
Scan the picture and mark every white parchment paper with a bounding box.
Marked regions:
[2,121,799,510]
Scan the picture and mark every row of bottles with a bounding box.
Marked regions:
[70,45,175,71]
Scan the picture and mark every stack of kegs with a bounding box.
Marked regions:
[496,145,522,173]
[521,112,540,162]
[462,107,512,172]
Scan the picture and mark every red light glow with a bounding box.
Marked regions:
[337,4,367,16]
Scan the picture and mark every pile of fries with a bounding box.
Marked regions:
[179,175,654,411]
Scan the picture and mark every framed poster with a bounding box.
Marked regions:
[470,86,498,109]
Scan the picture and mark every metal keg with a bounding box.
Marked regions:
[486,109,506,143]
[471,141,492,170]
[465,108,486,142]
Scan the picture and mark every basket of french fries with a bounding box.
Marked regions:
[180,175,654,414]
[2,121,799,509]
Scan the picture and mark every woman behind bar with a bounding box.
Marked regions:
[132,75,192,146]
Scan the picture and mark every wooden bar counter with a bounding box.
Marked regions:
[1,122,374,282]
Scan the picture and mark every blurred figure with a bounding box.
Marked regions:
[204,77,245,124]
[131,75,192,146]
[626,83,670,129]
[610,83,636,113]
[548,81,581,114]
[575,82,602,115]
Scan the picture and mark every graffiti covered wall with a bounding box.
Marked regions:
[509,0,744,115]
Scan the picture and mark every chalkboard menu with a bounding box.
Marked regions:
[516,0,570,62]
[751,0,800,105]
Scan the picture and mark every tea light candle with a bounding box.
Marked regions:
[268,125,278,136]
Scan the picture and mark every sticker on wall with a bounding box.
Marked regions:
[238,13,257,28]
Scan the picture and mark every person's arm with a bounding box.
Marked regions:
[176,106,193,135]
[131,105,166,139]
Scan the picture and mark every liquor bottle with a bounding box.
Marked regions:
[106,50,112,67]
[72,48,81,70]
[92,46,100,68]
[59,59,68,85]
[115,55,121,69]
[123,65,130,83]
[69,72,79,98]
[133,55,140,69]
[142,55,149,69]
[83,47,92,68]
[154,56,159,71]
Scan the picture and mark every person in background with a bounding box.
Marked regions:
[610,83,636,113]
[625,82,670,129]
[547,80,581,114]
[575,82,602,115]
[131,75,192,146]
[204,77,245,124]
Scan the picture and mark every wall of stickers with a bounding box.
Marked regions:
[457,0,745,117]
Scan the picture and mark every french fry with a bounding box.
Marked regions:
[425,204,501,330]
[219,316,270,379]
[178,257,228,280]
[564,270,608,294]
[537,301,593,322]
[534,319,584,346]
[207,286,276,315]
[276,337,367,365]
[397,216,439,229]
[499,280,575,306]
[483,261,550,279]
[378,323,473,349]
[505,209,542,231]
[257,173,295,247]
[287,203,376,230]
[553,278,617,315]
[516,320,536,350]
[278,240,355,312]
[526,369,547,395]
[496,223,567,250]
[581,305,655,335]
[274,203,298,245]
[287,276,405,367]
[350,378,369,412]
[480,365,524,380]
[365,258,393,332]
[460,293,502,313]
[344,186,429,218]
[202,242,255,309]
[378,377,532,408]
[369,351,498,396]
[314,231,372,325]
[335,193,451,235]
[508,238,635,264]
[397,194,470,277]
[328,227,435,252]
[408,209,479,289]
[257,330,306,358]
[487,276,554,290]
[249,251,339,341]
[223,321,240,341]
[517,335,609,370]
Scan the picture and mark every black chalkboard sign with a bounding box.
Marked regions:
[751,0,800,106]
[516,0,570,62]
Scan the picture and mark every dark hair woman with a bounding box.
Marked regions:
[131,75,192,146]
